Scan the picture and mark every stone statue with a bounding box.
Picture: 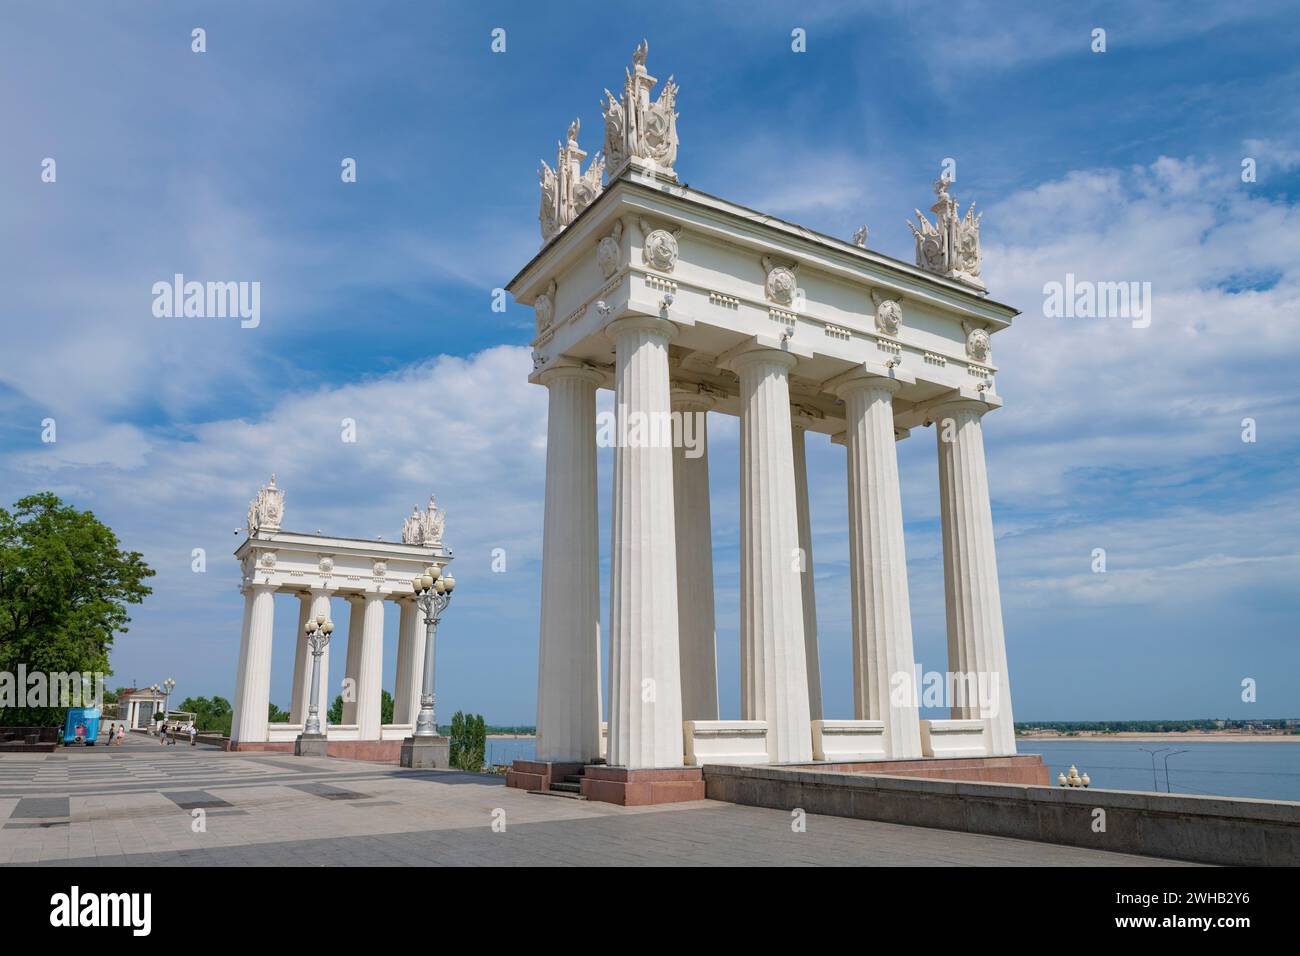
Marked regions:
[401,496,445,547]
[852,225,868,248]
[539,119,605,243]
[602,40,679,179]
[401,506,422,545]
[419,495,445,547]
[907,176,985,291]
[247,474,285,535]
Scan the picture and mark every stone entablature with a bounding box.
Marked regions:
[237,531,448,598]
[511,173,1015,439]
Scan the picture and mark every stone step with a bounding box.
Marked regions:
[527,787,587,801]
[549,780,583,793]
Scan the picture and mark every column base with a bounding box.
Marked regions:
[399,735,450,769]
[294,733,328,757]
[580,766,705,806]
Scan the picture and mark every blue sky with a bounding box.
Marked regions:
[2,1,1298,724]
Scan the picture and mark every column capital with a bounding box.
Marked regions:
[930,397,999,422]
[538,362,605,388]
[720,344,798,376]
[605,315,678,344]
[824,365,912,399]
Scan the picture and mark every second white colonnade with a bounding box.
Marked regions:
[229,480,453,754]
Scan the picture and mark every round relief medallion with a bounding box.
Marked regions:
[966,327,991,363]
[875,299,903,336]
[597,235,620,278]
[642,229,679,272]
[766,266,797,306]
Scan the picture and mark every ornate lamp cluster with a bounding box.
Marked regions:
[411,565,456,737]
[302,614,335,736]
[1058,764,1091,788]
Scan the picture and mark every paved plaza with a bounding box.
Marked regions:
[0,735,1196,867]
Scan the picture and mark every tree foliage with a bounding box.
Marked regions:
[0,493,153,725]
[179,695,232,735]
[449,711,486,771]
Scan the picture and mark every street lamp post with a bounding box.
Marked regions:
[1163,749,1189,794]
[1139,747,1171,791]
[295,614,334,756]
[400,564,456,769]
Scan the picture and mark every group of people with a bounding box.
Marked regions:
[158,720,199,746]
[102,724,128,745]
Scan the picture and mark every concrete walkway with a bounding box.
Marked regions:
[0,744,1194,866]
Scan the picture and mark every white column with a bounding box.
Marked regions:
[606,316,684,769]
[535,364,603,763]
[672,390,719,722]
[834,375,922,758]
[393,597,425,727]
[733,348,812,763]
[230,584,276,744]
[355,593,385,740]
[289,593,313,724]
[935,399,1016,755]
[341,597,365,724]
[791,423,823,722]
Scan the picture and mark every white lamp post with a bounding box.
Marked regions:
[303,616,334,736]
[400,565,456,768]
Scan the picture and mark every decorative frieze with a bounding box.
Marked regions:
[708,291,740,309]
[924,351,947,367]
[645,274,677,295]
[768,308,796,332]
[824,323,852,341]
[874,337,901,356]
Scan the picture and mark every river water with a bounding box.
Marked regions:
[486,736,1300,802]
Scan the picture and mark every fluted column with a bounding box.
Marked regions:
[290,593,313,723]
[306,589,332,725]
[673,390,719,722]
[231,584,276,744]
[355,593,385,740]
[393,597,425,727]
[607,316,683,769]
[791,423,823,722]
[935,399,1016,755]
[535,365,603,763]
[341,596,365,724]
[733,348,812,763]
[834,375,922,758]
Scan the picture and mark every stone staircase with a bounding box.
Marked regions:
[547,768,588,799]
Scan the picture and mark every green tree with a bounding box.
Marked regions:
[179,695,231,736]
[0,493,154,725]
[328,694,343,724]
[268,702,289,722]
[381,689,394,725]
[449,710,486,771]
